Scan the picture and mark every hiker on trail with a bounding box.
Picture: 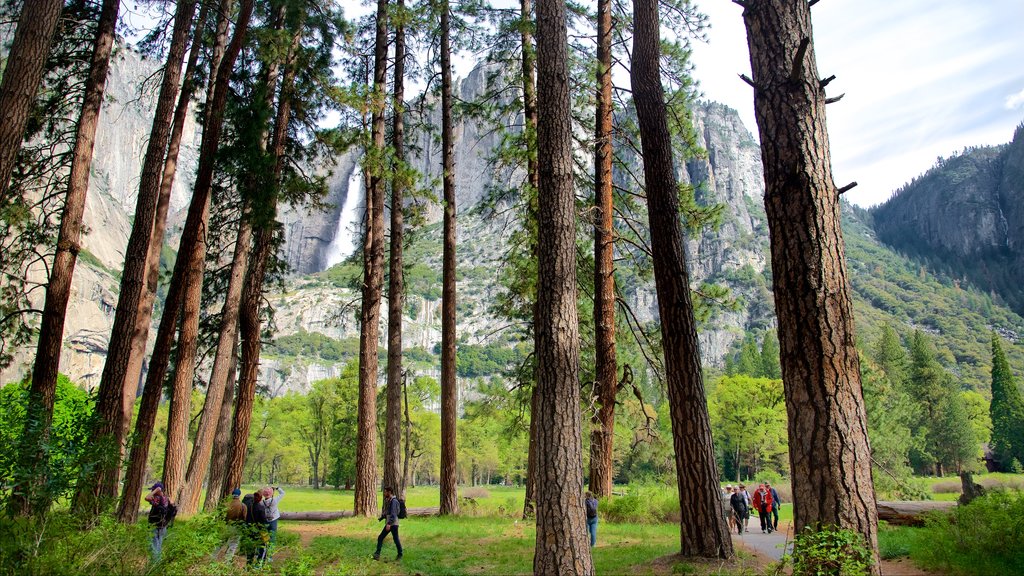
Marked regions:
[373,486,403,561]
[245,491,270,566]
[751,483,774,534]
[766,482,781,532]
[722,484,735,533]
[585,491,599,547]
[224,488,247,558]
[738,483,751,532]
[261,486,285,548]
[145,481,173,560]
[729,486,748,535]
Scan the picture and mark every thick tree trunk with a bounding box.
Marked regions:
[116,0,222,523]
[383,0,406,499]
[222,20,299,498]
[0,0,62,199]
[438,0,459,517]
[177,215,251,515]
[205,338,238,511]
[741,1,879,568]
[519,0,539,521]
[588,0,616,499]
[354,0,389,518]
[12,0,119,516]
[532,0,592,570]
[77,0,198,512]
[630,0,732,558]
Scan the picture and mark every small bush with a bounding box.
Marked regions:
[931,480,961,494]
[786,526,874,576]
[877,525,914,560]
[600,484,679,524]
[912,490,1024,575]
[462,487,491,499]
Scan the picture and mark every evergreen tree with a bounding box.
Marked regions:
[990,333,1024,470]
[872,324,908,387]
[759,330,781,379]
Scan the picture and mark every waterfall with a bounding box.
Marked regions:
[323,165,363,269]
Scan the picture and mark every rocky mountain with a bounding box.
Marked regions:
[871,124,1024,316]
[4,48,1024,396]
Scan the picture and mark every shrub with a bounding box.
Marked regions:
[931,480,961,494]
[461,487,490,499]
[786,526,874,576]
[912,490,1024,575]
[600,484,679,524]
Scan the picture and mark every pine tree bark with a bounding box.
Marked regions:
[589,0,617,499]
[0,0,62,200]
[354,0,389,518]
[76,0,198,512]
[116,0,223,523]
[383,0,407,498]
[630,0,731,558]
[12,0,119,516]
[205,334,239,511]
[438,0,459,517]
[222,19,300,498]
[519,0,540,520]
[532,0,592,570]
[177,215,251,514]
[741,0,879,568]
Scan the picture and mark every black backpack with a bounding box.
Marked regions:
[148,499,177,527]
[585,498,598,519]
[397,498,408,519]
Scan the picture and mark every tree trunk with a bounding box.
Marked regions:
[438,0,459,517]
[0,0,62,200]
[383,0,407,498]
[116,0,222,523]
[741,1,879,568]
[354,0,389,518]
[177,215,251,515]
[76,0,198,513]
[12,0,119,516]
[162,193,211,500]
[403,373,413,494]
[588,0,617,500]
[222,18,300,498]
[519,0,540,521]
[630,0,731,558]
[532,0,592,569]
[205,337,239,511]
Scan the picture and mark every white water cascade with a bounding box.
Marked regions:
[322,166,363,269]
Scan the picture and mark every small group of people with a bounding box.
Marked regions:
[142,480,285,565]
[721,481,782,535]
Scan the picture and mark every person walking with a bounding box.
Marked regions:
[738,483,751,532]
[584,491,599,547]
[261,486,285,555]
[373,486,403,561]
[224,488,247,558]
[722,484,735,533]
[144,481,173,560]
[729,486,748,535]
[751,483,774,533]
[766,482,781,532]
[245,491,270,566]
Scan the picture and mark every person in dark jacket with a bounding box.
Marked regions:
[224,488,247,558]
[373,487,403,561]
[729,486,748,534]
[766,482,781,532]
[245,491,270,565]
[144,482,171,560]
[584,491,599,547]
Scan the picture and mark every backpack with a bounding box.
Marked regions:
[397,498,408,519]
[148,498,177,527]
[585,498,598,519]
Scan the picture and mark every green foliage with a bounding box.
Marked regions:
[0,512,150,576]
[990,334,1024,470]
[0,375,93,509]
[598,484,680,524]
[264,329,361,362]
[860,351,920,499]
[784,526,874,576]
[709,376,788,481]
[455,343,526,378]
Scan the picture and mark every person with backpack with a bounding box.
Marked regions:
[223,488,247,558]
[766,482,781,532]
[245,491,270,566]
[373,486,403,561]
[751,483,774,533]
[729,486,748,535]
[584,491,599,547]
[260,486,285,556]
[738,483,752,532]
[144,481,174,560]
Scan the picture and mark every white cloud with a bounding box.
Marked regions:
[1007,88,1024,110]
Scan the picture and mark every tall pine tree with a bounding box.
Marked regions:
[990,333,1024,470]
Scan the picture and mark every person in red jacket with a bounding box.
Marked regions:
[751,483,774,533]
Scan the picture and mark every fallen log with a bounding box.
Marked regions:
[280,506,440,521]
[876,501,955,526]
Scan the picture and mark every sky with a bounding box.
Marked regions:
[690,0,1024,207]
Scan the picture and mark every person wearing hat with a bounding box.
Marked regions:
[721,484,735,533]
[224,488,247,558]
[144,482,172,560]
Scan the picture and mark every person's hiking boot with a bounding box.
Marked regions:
[372,553,380,561]
[396,555,403,561]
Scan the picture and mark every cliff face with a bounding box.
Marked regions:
[871,124,1024,315]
